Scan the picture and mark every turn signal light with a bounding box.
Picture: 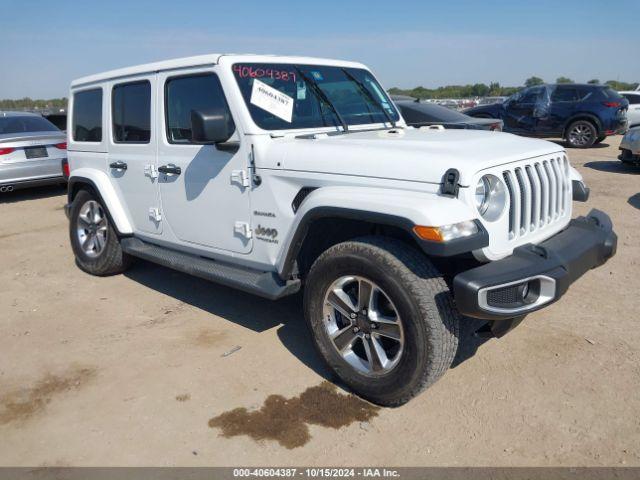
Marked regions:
[414,220,479,242]
[413,226,445,242]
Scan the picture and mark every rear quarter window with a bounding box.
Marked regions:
[623,94,640,105]
[600,87,624,100]
[72,88,103,142]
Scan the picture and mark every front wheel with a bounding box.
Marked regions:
[594,134,606,144]
[69,189,131,276]
[565,120,597,148]
[303,237,459,407]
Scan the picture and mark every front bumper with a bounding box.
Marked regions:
[453,209,616,320]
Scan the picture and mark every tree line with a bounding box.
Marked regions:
[388,77,639,100]
[1,77,638,108]
[0,97,67,111]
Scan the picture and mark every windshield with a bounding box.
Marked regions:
[0,115,60,135]
[232,63,400,131]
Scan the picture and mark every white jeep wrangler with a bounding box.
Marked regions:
[65,54,616,406]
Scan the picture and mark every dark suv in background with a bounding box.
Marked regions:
[464,84,628,148]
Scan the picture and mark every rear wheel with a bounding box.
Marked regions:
[69,189,131,276]
[594,134,606,144]
[566,120,597,148]
[303,236,459,406]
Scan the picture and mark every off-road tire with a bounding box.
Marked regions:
[69,189,131,276]
[303,236,460,407]
[565,120,597,148]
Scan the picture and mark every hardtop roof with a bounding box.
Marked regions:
[70,53,367,89]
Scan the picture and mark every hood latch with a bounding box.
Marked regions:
[441,168,460,197]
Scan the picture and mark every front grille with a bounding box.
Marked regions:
[502,156,571,240]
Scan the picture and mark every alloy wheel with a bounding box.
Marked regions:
[568,123,594,147]
[76,200,108,258]
[322,276,404,376]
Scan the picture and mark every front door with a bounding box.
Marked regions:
[156,69,252,254]
[504,86,545,134]
[108,75,161,235]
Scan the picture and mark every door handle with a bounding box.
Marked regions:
[109,161,127,171]
[158,164,182,176]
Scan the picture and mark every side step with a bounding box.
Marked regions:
[121,237,300,300]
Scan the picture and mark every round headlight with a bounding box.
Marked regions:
[474,175,507,221]
[475,177,489,214]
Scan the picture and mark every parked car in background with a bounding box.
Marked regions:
[464,84,629,148]
[435,99,459,110]
[619,126,640,165]
[618,91,640,128]
[44,113,68,131]
[0,112,67,192]
[476,96,507,106]
[458,99,477,109]
[394,99,503,131]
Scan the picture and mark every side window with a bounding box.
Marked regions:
[165,73,233,144]
[72,89,102,142]
[624,94,640,105]
[518,87,544,104]
[112,81,151,143]
[551,87,578,103]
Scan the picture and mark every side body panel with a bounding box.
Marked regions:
[107,74,162,235]
[155,66,253,254]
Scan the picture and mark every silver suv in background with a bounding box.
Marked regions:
[0,112,67,192]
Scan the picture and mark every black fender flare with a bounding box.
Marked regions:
[563,113,603,137]
[278,206,488,280]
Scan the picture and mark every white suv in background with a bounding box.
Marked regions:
[64,54,617,406]
[619,91,640,128]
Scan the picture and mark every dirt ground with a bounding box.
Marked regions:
[1,136,638,467]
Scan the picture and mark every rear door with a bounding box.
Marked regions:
[544,85,579,135]
[108,76,162,235]
[156,67,252,254]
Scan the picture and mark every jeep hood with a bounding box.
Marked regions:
[278,128,564,186]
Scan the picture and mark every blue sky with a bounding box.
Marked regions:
[2,0,638,98]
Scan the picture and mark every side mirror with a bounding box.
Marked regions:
[190,108,235,144]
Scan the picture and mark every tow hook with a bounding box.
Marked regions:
[475,317,525,339]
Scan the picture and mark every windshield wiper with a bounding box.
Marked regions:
[293,66,349,132]
[341,68,396,128]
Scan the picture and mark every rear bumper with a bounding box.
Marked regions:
[0,175,66,192]
[0,157,66,186]
[453,209,616,320]
[607,118,628,135]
